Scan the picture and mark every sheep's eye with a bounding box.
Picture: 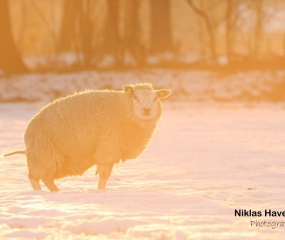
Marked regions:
[133,95,139,102]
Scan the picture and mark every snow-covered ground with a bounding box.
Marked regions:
[1,70,285,103]
[1,101,285,239]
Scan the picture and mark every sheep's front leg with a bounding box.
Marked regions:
[28,175,41,191]
[97,163,114,190]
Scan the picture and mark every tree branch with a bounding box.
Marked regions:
[184,0,216,60]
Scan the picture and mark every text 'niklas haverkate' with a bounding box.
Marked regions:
[235,209,285,217]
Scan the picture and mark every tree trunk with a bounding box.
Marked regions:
[253,0,263,58]
[58,0,78,53]
[226,0,233,63]
[150,0,173,54]
[197,1,206,58]
[58,0,98,67]
[123,0,146,66]
[0,0,27,74]
[104,0,120,55]
[185,0,216,61]
[78,0,96,66]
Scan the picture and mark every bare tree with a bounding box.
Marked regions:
[100,0,121,65]
[58,0,100,67]
[122,0,146,66]
[78,0,98,66]
[30,0,60,67]
[58,0,78,53]
[253,0,263,58]
[185,0,216,61]
[225,0,241,63]
[197,0,206,58]
[0,0,27,74]
[150,0,173,54]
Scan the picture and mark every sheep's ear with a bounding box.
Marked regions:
[156,89,171,99]
[123,85,133,95]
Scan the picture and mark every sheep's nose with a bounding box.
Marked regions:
[143,108,151,115]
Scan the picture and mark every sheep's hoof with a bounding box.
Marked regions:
[97,178,107,190]
[42,178,60,192]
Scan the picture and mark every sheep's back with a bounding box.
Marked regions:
[25,90,124,162]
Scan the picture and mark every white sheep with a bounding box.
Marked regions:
[4,83,171,191]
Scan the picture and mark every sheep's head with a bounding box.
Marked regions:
[124,84,171,120]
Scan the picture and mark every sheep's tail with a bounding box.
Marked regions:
[2,149,26,157]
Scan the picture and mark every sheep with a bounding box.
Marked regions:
[4,83,171,192]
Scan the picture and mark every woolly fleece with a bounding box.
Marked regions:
[25,83,163,181]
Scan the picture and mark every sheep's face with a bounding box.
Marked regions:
[124,85,171,120]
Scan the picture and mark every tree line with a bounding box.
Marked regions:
[0,0,285,74]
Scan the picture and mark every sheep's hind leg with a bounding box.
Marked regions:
[28,175,41,191]
[97,163,114,190]
[42,178,60,192]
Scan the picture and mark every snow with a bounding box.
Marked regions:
[1,100,285,239]
[1,70,285,103]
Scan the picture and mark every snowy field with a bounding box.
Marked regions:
[1,101,285,239]
[1,70,285,103]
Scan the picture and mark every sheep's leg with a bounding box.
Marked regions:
[97,163,114,190]
[28,175,41,191]
[42,178,60,192]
